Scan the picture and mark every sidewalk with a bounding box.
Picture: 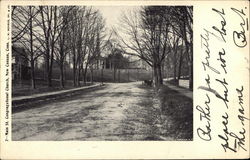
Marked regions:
[12,84,102,108]
[163,81,193,99]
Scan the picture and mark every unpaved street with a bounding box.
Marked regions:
[12,82,172,141]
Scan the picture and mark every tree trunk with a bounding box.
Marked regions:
[43,57,46,80]
[101,68,104,84]
[173,50,177,81]
[75,68,79,86]
[63,62,66,84]
[83,70,87,85]
[173,61,177,81]
[189,45,193,90]
[178,47,183,80]
[109,61,112,70]
[45,56,49,86]
[118,69,120,83]
[136,69,139,81]
[77,64,81,86]
[127,69,129,82]
[83,63,88,85]
[73,54,76,87]
[113,67,116,83]
[19,61,22,86]
[60,62,64,88]
[184,37,193,90]
[48,69,52,87]
[46,45,54,88]
[151,66,154,80]
[161,63,165,79]
[30,59,36,89]
[48,58,53,87]
[29,8,35,89]
[157,63,163,85]
[153,64,158,87]
[90,66,93,84]
[182,15,193,90]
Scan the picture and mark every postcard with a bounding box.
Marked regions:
[0,0,249,159]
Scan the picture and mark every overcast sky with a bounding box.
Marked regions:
[94,6,139,29]
[93,6,141,60]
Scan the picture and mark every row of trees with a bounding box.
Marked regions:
[12,6,193,89]
[116,6,193,89]
[12,6,106,89]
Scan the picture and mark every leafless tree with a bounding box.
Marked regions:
[12,6,30,43]
[117,6,192,88]
[54,6,75,88]
[117,6,172,87]
[36,6,61,87]
[12,5,107,89]
[67,7,105,86]
[12,6,43,89]
[169,6,193,89]
[82,9,105,84]
[167,31,180,81]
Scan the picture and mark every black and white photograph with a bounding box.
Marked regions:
[11,5,193,141]
[1,0,249,159]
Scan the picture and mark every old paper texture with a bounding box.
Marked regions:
[0,0,249,159]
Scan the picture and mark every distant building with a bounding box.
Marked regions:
[12,46,31,81]
[92,39,151,70]
[127,56,151,70]
[92,56,106,69]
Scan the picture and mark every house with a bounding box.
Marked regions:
[127,56,151,70]
[12,45,31,81]
[92,56,106,69]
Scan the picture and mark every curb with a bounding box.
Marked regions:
[12,84,103,111]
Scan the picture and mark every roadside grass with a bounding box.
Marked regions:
[166,78,190,89]
[13,69,153,97]
[90,69,152,82]
[134,83,193,140]
[12,79,93,97]
[34,68,153,83]
[158,85,193,140]
[12,85,107,113]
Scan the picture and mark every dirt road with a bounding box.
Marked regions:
[12,82,172,141]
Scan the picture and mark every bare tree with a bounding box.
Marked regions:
[12,5,107,89]
[67,7,105,86]
[12,6,43,89]
[117,6,172,87]
[82,9,105,84]
[177,39,184,80]
[36,6,61,87]
[169,6,193,89]
[54,6,75,88]
[167,31,180,82]
[12,6,30,43]
[118,6,192,88]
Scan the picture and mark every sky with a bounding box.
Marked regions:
[94,6,139,29]
[93,6,141,60]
